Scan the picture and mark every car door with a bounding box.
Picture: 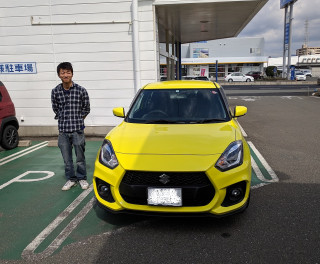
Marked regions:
[233,73,241,81]
[240,73,247,81]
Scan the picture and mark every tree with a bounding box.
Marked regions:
[266,66,277,77]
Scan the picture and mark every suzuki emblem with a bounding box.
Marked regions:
[159,173,170,184]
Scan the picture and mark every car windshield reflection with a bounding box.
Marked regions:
[127,89,229,124]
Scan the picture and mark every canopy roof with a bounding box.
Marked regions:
[154,0,268,43]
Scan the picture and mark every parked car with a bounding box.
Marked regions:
[0,81,19,149]
[300,69,312,77]
[295,71,306,81]
[93,80,251,217]
[246,71,262,80]
[225,72,254,82]
[317,77,320,85]
[194,76,209,81]
[182,76,209,81]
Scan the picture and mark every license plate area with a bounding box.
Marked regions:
[147,188,182,206]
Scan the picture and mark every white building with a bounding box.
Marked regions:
[267,55,320,76]
[0,0,268,136]
[179,37,267,79]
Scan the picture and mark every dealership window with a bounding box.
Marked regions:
[160,64,167,77]
[181,65,187,76]
[193,48,209,58]
[209,64,226,78]
[228,64,243,73]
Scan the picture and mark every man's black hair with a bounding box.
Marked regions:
[57,62,73,75]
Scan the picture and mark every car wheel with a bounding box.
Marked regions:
[246,79,251,82]
[1,125,19,150]
[228,79,233,82]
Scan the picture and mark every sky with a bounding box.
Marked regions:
[239,0,320,57]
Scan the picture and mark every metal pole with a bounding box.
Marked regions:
[282,6,288,78]
[132,0,141,92]
[215,60,218,82]
[166,30,169,80]
[178,42,182,80]
[287,3,294,80]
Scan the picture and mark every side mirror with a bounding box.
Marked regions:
[113,107,125,118]
[234,106,247,117]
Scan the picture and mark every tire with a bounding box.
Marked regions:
[228,79,233,82]
[1,125,19,150]
[246,78,251,82]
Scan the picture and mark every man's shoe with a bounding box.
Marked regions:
[79,180,89,190]
[62,180,77,191]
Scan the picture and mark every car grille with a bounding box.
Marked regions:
[119,171,215,206]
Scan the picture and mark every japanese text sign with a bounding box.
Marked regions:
[0,62,37,74]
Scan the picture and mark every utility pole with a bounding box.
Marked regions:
[281,0,298,80]
[304,19,309,55]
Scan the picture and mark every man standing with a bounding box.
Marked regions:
[51,62,91,191]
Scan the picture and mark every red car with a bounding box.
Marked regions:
[0,81,19,149]
[246,71,262,80]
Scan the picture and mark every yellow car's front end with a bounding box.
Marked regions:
[93,80,251,217]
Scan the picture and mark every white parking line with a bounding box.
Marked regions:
[0,142,48,163]
[248,141,279,183]
[34,197,95,260]
[22,185,93,261]
[236,121,247,137]
[0,142,48,166]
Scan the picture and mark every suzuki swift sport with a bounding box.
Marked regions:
[93,80,251,217]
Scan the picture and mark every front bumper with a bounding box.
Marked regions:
[93,143,251,217]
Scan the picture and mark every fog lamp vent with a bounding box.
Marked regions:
[221,181,247,207]
[96,178,115,203]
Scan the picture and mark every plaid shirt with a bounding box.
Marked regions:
[51,82,90,133]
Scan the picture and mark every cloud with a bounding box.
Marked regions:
[239,0,320,57]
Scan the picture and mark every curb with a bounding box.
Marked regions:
[47,140,58,147]
[18,140,32,147]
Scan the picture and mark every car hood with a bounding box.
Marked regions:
[107,121,238,155]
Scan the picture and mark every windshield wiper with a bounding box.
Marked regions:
[194,118,226,124]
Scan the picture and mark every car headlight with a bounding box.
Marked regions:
[215,140,243,171]
[99,140,119,169]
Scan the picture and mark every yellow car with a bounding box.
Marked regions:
[93,80,251,217]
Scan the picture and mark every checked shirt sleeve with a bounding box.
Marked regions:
[81,88,90,119]
[51,89,60,120]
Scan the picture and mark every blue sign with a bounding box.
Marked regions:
[290,65,295,80]
[281,0,297,8]
[0,62,37,74]
[284,23,290,45]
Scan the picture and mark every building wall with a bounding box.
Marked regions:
[0,0,157,135]
[296,46,320,56]
[189,37,265,58]
[180,37,266,78]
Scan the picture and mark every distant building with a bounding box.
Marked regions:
[296,44,320,56]
[161,37,267,80]
[266,55,320,77]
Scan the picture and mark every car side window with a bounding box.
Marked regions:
[0,91,2,102]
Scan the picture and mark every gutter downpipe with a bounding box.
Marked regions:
[132,0,141,93]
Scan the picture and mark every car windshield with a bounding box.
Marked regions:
[126,89,229,124]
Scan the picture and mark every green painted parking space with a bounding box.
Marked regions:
[248,141,279,188]
[0,140,277,261]
[0,140,144,261]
